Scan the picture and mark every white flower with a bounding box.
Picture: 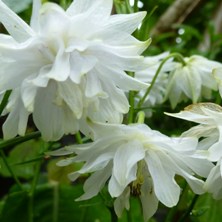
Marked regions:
[50,122,212,221]
[0,0,149,141]
[165,56,222,108]
[165,103,222,162]
[135,52,176,117]
[165,103,222,199]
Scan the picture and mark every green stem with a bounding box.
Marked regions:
[134,0,138,12]
[0,90,12,115]
[136,111,145,124]
[177,194,199,222]
[75,131,83,144]
[137,53,186,109]
[28,159,42,222]
[52,183,59,222]
[216,92,222,105]
[127,209,132,222]
[0,131,41,151]
[109,206,118,222]
[0,150,23,190]
[125,0,132,13]
[128,72,135,124]
[128,91,135,124]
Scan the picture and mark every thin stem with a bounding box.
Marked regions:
[128,91,135,124]
[75,131,83,144]
[127,209,132,222]
[137,53,186,109]
[125,0,132,13]
[216,92,222,105]
[28,159,42,222]
[128,72,135,124]
[108,206,118,222]
[0,150,23,190]
[136,111,145,124]
[177,194,199,222]
[0,131,41,151]
[52,183,59,222]
[0,90,12,115]
[134,0,138,12]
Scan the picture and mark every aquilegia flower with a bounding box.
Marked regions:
[164,55,222,108]
[50,121,213,221]
[165,103,222,161]
[0,0,149,141]
[165,103,222,199]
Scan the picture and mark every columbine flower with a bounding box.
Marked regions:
[50,122,212,221]
[165,103,222,161]
[0,0,149,141]
[164,55,222,108]
[165,103,222,200]
[134,52,176,116]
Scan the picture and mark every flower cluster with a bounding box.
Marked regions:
[1,0,222,221]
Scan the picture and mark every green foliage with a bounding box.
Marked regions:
[192,194,222,222]
[0,183,111,222]
[0,140,46,179]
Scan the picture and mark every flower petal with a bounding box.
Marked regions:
[106,12,146,34]
[109,140,145,197]
[145,150,180,207]
[67,0,112,22]
[140,173,159,222]
[114,187,130,217]
[0,0,34,42]
[76,163,112,201]
[33,81,64,141]
[57,81,83,119]
[204,161,222,199]
[3,91,29,139]
[30,0,41,31]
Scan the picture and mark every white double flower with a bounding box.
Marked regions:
[50,121,213,221]
[0,0,149,140]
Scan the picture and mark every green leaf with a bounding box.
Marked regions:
[192,193,222,222]
[2,0,32,13]
[0,139,46,179]
[0,183,111,222]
